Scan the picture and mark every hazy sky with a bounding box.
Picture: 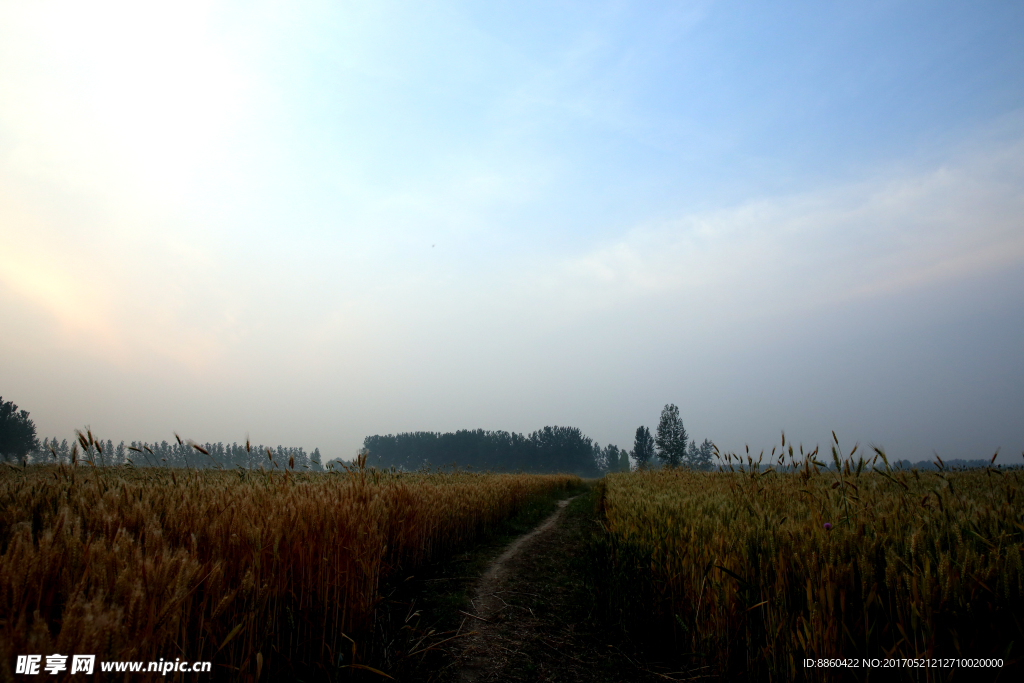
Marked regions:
[2,1,1022,464]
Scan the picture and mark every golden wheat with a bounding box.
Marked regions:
[595,451,1023,679]
[0,462,579,680]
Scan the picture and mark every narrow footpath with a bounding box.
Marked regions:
[449,494,674,683]
[458,497,578,682]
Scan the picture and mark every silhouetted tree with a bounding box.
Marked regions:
[618,447,631,472]
[595,443,622,473]
[632,426,655,469]
[530,426,600,476]
[685,438,715,471]
[42,438,71,464]
[0,397,39,463]
[656,404,688,468]
[603,444,620,472]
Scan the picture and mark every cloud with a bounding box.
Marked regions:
[527,131,1024,323]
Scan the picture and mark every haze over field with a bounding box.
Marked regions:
[1,1,1022,464]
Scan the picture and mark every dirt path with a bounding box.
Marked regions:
[442,492,678,683]
[457,497,578,682]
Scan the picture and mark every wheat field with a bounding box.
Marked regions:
[0,455,579,680]
[593,441,1024,679]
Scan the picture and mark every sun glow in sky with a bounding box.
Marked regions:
[2,1,1023,463]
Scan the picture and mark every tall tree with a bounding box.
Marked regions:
[698,439,714,470]
[599,444,621,473]
[0,397,39,463]
[685,438,715,471]
[655,403,688,468]
[54,438,70,464]
[618,447,631,472]
[632,426,655,469]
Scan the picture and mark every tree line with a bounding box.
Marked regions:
[362,426,630,476]
[31,436,325,470]
[361,405,714,475]
[3,395,715,474]
[2,392,325,470]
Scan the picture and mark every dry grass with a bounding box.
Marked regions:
[593,440,1024,679]
[0,457,579,680]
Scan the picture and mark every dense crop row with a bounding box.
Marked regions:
[593,446,1024,680]
[0,458,579,680]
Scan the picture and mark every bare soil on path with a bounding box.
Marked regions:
[451,494,672,683]
[458,497,577,682]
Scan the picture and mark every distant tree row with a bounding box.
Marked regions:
[363,426,630,476]
[894,459,994,471]
[28,436,324,471]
